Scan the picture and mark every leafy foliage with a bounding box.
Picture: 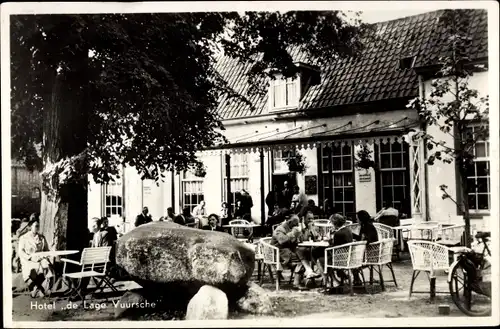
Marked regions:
[406,9,489,246]
[11,12,368,192]
[286,152,308,174]
[354,144,376,170]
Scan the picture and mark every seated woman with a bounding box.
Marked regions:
[17,220,55,298]
[219,202,230,226]
[353,210,379,244]
[351,210,379,285]
[202,214,224,232]
[271,215,320,290]
[312,214,353,293]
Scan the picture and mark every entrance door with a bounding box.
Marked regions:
[272,172,297,207]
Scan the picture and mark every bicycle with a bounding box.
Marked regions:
[448,231,491,316]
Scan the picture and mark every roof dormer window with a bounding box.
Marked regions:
[269,74,300,111]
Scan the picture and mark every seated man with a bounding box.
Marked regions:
[17,220,55,298]
[312,214,353,293]
[174,207,197,226]
[374,202,400,227]
[271,215,320,290]
[201,214,224,232]
[299,199,323,218]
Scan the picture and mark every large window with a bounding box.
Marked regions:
[376,141,411,216]
[465,125,490,211]
[103,179,123,217]
[223,153,249,208]
[273,149,296,173]
[321,144,355,216]
[182,171,204,213]
[270,76,299,110]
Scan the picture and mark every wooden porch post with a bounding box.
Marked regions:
[225,154,233,222]
[260,148,265,226]
[171,169,175,213]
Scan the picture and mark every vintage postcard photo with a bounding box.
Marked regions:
[1,1,498,327]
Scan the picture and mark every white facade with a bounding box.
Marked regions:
[86,71,491,234]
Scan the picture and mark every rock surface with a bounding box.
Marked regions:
[236,282,274,315]
[115,222,255,303]
[185,285,229,320]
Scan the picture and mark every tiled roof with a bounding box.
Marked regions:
[215,9,488,120]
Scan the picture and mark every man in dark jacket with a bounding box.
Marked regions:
[279,181,293,209]
[174,206,196,226]
[265,185,280,216]
[135,207,152,227]
[201,214,224,232]
[271,215,320,290]
[239,189,253,218]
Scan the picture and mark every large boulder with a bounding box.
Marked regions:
[115,222,255,304]
[185,285,229,320]
[114,290,149,319]
[236,282,273,315]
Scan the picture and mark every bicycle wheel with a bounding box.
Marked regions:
[449,261,491,316]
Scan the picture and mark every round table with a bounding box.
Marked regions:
[33,250,79,258]
[33,250,79,296]
[298,241,329,248]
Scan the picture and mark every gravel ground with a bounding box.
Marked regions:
[10,256,474,322]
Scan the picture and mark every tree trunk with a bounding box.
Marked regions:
[40,56,89,252]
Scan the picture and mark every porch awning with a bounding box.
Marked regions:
[202,110,421,155]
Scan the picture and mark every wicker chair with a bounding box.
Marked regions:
[229,219,253,240]
[407,240,450,300]
[438,224,465,247]
[373,223,394,239]
[363,239,398,291]
[259,237,295,291]
[324,241,367,295]
[313,219,333,239]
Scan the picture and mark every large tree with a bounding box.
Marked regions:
[11,11,369,250]
[408,9,489,247]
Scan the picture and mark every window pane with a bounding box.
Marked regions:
[334,175,343,186]
[467,178,477,192]
[344,173,353,187]
[334,188,344,201]
[380,142,390,153]
[477,194,489,210]
[383,187,393,203]
[342,156,352,170]
[466,163,476,177]
[332,158,341,171]
[393,186,405,200]
[475,143,486,157]
[322,158,330,172]
[332,146,341,156]
[476,178,489,193]
[342,144,351,156]
[392,153,402,168]
[392,142,402,152]
[344,188,354,202]
[106,208,111,217]
[468,194,477,209]
[323,175,332,188]
[382,172,392,186]
[344,203,355,216]
[476,162,489,176]
[381,154,391,169]
[393,172,404,185]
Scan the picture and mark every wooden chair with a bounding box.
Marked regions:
[324,241,367,295]
[363,239,398,291]
[259,237,296,291]
[61,247,117,301]
[407,240,450,300]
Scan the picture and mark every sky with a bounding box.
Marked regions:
[357,9,437,23]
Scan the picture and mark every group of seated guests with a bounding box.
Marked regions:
[270,209,378,293]
[265,199,323,233]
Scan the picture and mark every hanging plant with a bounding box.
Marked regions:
[355,144,377,171]
[193,162,207,178]
[286,152,308,174]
